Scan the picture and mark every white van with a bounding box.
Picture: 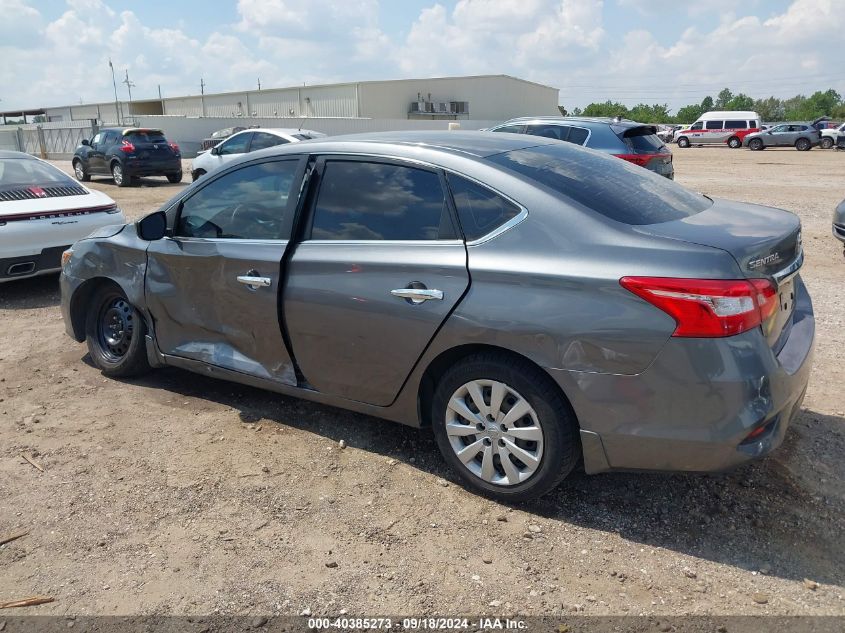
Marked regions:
[674,111,761,148]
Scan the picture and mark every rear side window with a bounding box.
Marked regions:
[125,131,167,143]
[250,132,288,151]
[525,124,568,141]
[448,174,521,241]
[567,127,589,145]
[310,161,450,241]
[705,121,723,130]
[488,144,711,225]
[724,120,747,129]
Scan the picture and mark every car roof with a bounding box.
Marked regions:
[498,115,649,130]
[0,150,37,160]
[230,128,324,137]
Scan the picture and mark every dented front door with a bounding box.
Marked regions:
[145,157,304,385]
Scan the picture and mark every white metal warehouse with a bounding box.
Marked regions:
[39,75,559,124]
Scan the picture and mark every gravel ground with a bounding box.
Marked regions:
[0,148,843,618]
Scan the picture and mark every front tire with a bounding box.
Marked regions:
[111,162,130,187]
[85,285,151,378]
[795,138,811,151]
[431,352,579,502]
[191,169,206,182]
[73,159,91,182]
[677,137,690,148]
[749,138,765,151]
[166,171,183,183]
[727,136,741,149]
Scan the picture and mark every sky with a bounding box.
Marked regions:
[1,0,844,114]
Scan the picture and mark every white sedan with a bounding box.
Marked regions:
[190,128,326,181]
[1,151,125,283]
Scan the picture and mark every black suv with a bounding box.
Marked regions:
[73,127,182,187]
[488,116,674,179]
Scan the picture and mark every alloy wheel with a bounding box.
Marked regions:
[112,164,123,185]
[444,379,544,486]
[74,162,85,179]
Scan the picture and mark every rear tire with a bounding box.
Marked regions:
[749,138,765,151]
[73,159,91,182]
[166,171,183,183]
[111,162,130,187]
[85,284,151,378]
[431,352,580,502]
[727,136,741,149]
[677,137,690,148]
[820,137,834,149]
[795,138,811,151]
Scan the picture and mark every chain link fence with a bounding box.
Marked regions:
[5,120,97,159]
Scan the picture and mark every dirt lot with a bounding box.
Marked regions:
[1,148,844,618]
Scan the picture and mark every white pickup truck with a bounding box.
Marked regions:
[821,122,845,149]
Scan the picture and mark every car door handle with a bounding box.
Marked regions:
[237,274,272,289]
[390,288,444,303]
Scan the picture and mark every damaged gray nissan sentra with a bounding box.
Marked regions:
[60,131,814,501]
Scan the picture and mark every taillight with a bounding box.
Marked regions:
[620,277,779,338]
[169,142,180,153]
[614,153,650,166]
[120,140,135,153]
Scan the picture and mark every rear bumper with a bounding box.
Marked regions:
[0,245,68,282]
[122,158,181,176]
[550,276,815,474]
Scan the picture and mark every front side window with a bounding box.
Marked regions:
[90,133,102,146]
[218,132,251,155]
[770,125,788,133]
[705,121,724,130]
[310,161,450,241]
[492,125,524,134]
[488,144,711,225]
[250,132,288,151]
[448,174,521,241]
[690,122,703,130]
[176,160,299,240]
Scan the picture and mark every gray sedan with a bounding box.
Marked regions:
[744,123,821,150]
[59,132,814,501]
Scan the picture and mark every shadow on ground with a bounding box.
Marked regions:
[0,273,60,309]
[122,364,844,588]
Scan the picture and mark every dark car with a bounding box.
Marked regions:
[60,131,812,501]
[488,116,674,178]
[72,127,182,187]
[744,123,822,151]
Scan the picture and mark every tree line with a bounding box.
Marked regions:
[560,88,845,124]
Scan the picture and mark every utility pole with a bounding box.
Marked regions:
[200,77,207,116]
[108,59,122,124]
[122,69,135,121]
[158,84,162,99]
[257,78,261,90]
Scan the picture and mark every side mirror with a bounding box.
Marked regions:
[136,210,167,241]
[81,139,90,146]
[210,146,220,155]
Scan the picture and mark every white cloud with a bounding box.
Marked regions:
[0,0,843,113]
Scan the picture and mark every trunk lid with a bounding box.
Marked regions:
[634,198,802,349]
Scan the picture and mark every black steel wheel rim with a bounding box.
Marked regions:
[97,296,134,361]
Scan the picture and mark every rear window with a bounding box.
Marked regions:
[292,134,316,140]
[487,144,711,225]
[0,158,75,187]
[125,130,167,143]
[620,127,665,153]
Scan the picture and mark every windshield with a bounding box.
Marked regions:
[487,144,711,225]
[0,158,76,188]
